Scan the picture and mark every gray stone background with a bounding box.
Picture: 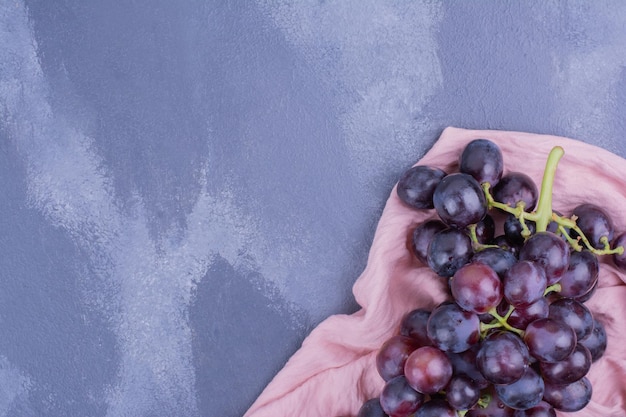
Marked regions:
[1,1,625,416]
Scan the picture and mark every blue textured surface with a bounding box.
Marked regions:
[1,1,626,416]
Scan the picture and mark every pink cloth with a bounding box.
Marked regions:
[244,127,626,417]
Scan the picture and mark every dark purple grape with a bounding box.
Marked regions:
[467,386,516,417]
[446,345,489,389]
[495,366,544,410]
[472,214,496,244]
[450,263,502,314]
[524,318,576,363]
[570,203,614,249]
[507,297,549,330]
[376,335,419,381]
[491,234,521,256]
[539,343,591,384]
[580,318,607,362]
[357,398,389,417]
[503,261,547,307]
[445,374,480,410]
[433,173,487,229]
[504,214,536,246]
[414,398,456,417]
[548,298,593,341]
[573,278,598,303]
[558,250,599,299]
[477,331,530,384]
[471,247,517,279]
[512,401,556,417]
[519,232,570,285]
[404,346,453,394]
[459,138,504,186]
[399,309,432,347]
[380,375,424,417]
[543,377,592,412]
[411,220,447,264]
[397,166,447,210]
[492,172,538,212]
[427,229,473,277]
[426,303,480,353]
[612,231,626,270]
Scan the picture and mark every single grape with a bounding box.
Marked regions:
[376,335,419,381]
[539,343,592,384]
[357,398,389,417]
[450,262,502,314]
[472,214,496,244]
[471,247,517,279]
[570,203,614,249]
[459,138,504,186]
[399,309,432,347]
[503,261,547,307]
[414,398,456,417]
[411,220,447,264]
[495,366,545,410]
[491,234,521,256]
[433,173,487,229]
[427,229,474,277]
[512,401,556,417]
[477,331,530,384]
[397,166,447,210]
[380,375,424,417]
[446,344,489,389]
[519,232,570,284]
[445,374,480,410]
[404,346,453,394]
[580,318,607,362]
[542,377,592,412]
[426,302,480,353]
[504,214,536,246]
[548,298,594,341]
[492,172,538,212]
[557,250,599,299]
[507,297,549,330]
[612,231,626,270]
[524,318,576,363]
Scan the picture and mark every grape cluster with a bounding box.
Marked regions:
[357,139,622,417]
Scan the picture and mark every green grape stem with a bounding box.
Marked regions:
[482,146,625,256]
[479,306,524,338]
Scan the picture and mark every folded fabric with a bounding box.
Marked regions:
[244,127,626,417]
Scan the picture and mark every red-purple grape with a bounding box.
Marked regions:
[503,261,547,307]
[450,263,502,314]
[570,203,614,249]
[404,346,453,394]
[580,318,607,362]
[524,318,576,363]
[539,343,592,384]
[399,309,432,348]
[495,366,545,410]
[477,331,530,384]
[558,250,599,299]
[471,247,517,279]
[492,172,538,212]
[512,401,556,417]
[414,398,456,417]
[397,166,447,210]
[507,297,549,330]
[433,173,487,229]
[542,377,592,412]
[357,398,389,417]
[445,374,480,410]
[426,303,480,353]
[427,229,474,277]
[459,139,504,187]
[380,376,424,417]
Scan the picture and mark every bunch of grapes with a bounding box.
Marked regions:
[357,139,624,417]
